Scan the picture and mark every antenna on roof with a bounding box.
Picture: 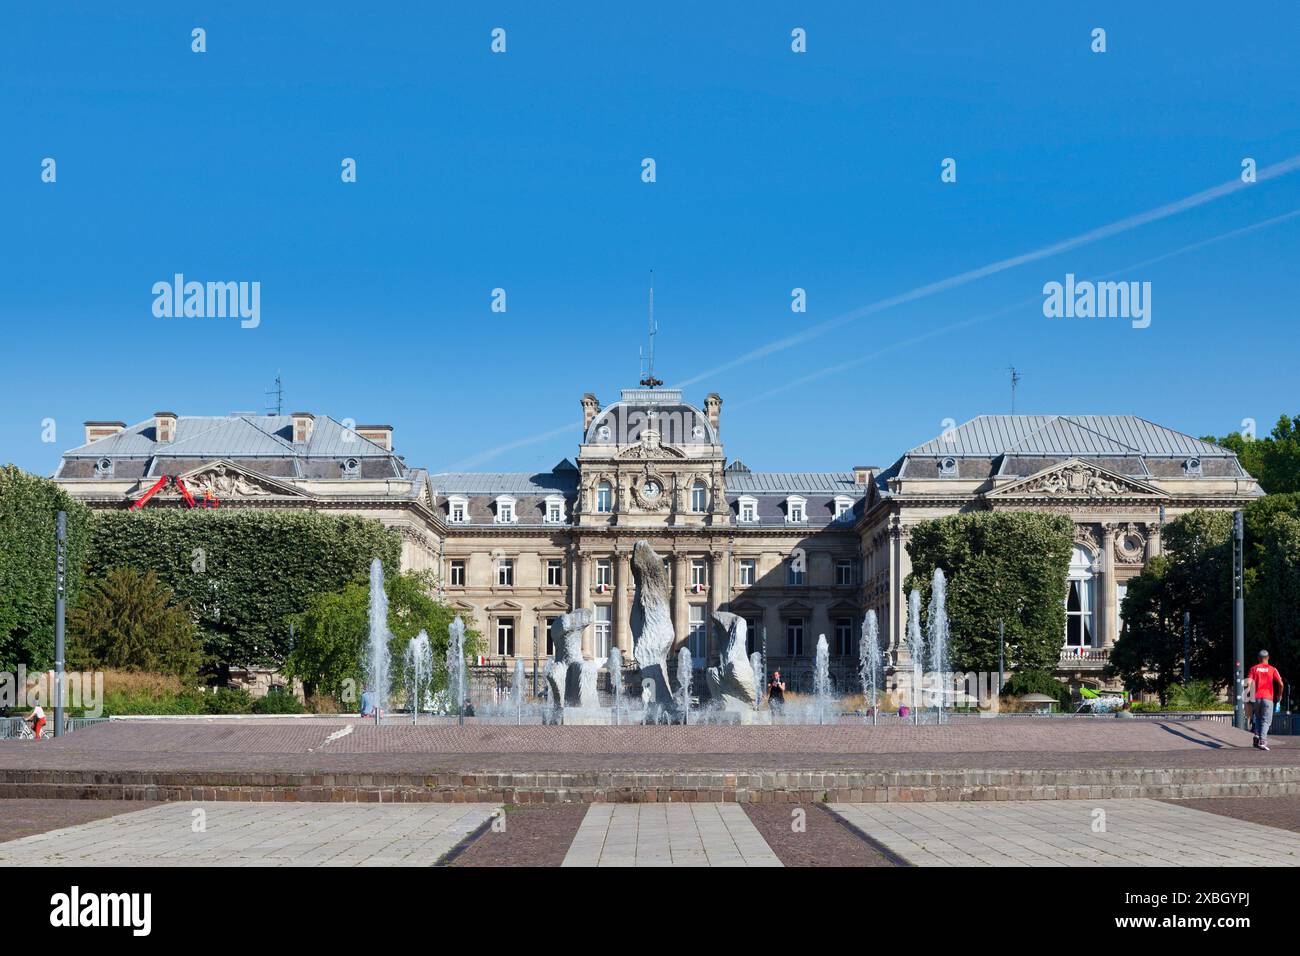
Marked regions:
[265,372,284,416]
[1007,366,1021,414]
[638,271,663,389]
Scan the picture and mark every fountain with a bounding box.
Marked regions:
[447,615,467,723]
[927,568,951,722]
[365,558,391,721]
[607,646,623,725]
[749,652,763,710]
[512,657,525,724]
[404,630,432,724]
[676,647,693,724]
[859,610,882,725]
[813,634,831,724]
[907,588,923,726]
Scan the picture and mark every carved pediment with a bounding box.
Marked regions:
[138,460,304,501]
[990,458,1165,500]
[615,441,686,460]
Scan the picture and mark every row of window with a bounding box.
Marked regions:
[491,611,861,660]
[448,556,861,588]
[446,491,857,524]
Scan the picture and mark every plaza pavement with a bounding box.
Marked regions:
[2,797,1297,867]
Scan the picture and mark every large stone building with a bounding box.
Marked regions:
[55,392,1263,691]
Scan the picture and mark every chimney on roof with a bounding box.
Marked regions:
[355,424,393,451]
[291,412,315,444]
[84,421,125,445]
[704,393,722,435]
[852,465,876,486]
[581,393,601,432]
[154,412,177,444]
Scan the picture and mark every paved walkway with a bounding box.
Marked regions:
[0,802,498,867]
[831,798,1300,866]
[562,803,782,867]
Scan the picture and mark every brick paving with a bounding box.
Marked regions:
[830,799,1300,866]
[562,803,781,866]
[1160,796,1300,833]
[0,798,160,843]
[0,802,499,867]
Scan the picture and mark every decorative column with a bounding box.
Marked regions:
[615,550,632,653]
[574,552,591,658]
[708,550,725,659]
[1099,524,1118,647]
[672,551,688,652]
[1145,520,1163,559]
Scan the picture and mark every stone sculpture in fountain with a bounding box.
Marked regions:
[706,612,757,711]
[545,608,598,715]
[631,540,678,721]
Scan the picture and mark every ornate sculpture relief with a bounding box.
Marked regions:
[1021,463,1127,498]
[1113,522,1147,564]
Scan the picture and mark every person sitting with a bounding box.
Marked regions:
[26,703,46,739]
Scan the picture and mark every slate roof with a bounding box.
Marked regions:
[905,415,1232,459]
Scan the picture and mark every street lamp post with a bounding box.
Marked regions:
[54,512,66,738]
[1232,510,1246,731]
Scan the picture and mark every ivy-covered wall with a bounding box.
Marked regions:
[87,510,401,667]
[906,511,1074,672]
[0,466,92,672]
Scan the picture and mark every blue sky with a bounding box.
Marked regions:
[3,2,1300,477]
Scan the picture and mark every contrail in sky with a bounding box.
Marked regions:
[435,161,1300,472]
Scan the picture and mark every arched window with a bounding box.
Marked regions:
[691,482,708,512]
[596,481,613,513]
[1065,545,1098,648]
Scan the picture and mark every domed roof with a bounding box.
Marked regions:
[584,388,718,446]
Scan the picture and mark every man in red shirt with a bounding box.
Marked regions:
[1247,649,1284,751]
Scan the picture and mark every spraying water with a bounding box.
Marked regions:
[513,657,525,724]
[859,610,882,725]
[676,647,693,724]
[366,558,391,719]
[447,615,467,721]
[749,652,763,710]
[813,634,831,725]
[927,568,951,722]
[907,589,924,726]
[404,630,432,724]
[607,646,623,725]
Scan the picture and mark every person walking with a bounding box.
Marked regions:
[1248,649,1284,751]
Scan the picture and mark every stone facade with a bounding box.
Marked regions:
[55,400,1263,691]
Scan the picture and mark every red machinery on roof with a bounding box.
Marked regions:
[129,475,218,510]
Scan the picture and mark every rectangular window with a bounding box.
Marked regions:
[546,559,564,587]
[744,616,761,657]
[785,618,804,656]
[1116,583,1128,637]
[497,559,514,587]
[738,559,755,587]
[690,558,707,587]
[594,605,612,659]
[449,560,465,587]
[740,499,756,522]
[691,484,707,512]
[496,617,515,656]
[788,500,805,523]
[596,559,612,587]
[546,500,563,523]
[596,483,613,513]
[450,501,466,523]
[787,559,805,586]
[835,559,855,586]
[835,500,852,521]
[834,617,854,656]
[544,616,559,656]
[496,501,515,523]
[688,605,707,662]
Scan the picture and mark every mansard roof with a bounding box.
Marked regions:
[905,415,1234,459]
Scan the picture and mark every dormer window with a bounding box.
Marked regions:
[833,496,853,522]
[596,481,613,513]
[341,457,360,479]
[494,495,517,524]
[1183,457,1203,477]
[691,481,708,512]
[939,457,958,477]
[738,495,758,523]
[448,495,469,524]
[786,496,807,524]
[94,457,114,479]
[544,495,565,524]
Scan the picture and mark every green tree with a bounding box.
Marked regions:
[906,511,1074,672]
[86,510,400,668]
[0,465,92,672]
[1106,556,1185,702]
[67,567,203,678]
[1251,511,1300,680]
[1208,415,1300,494]
[284,569,481,704]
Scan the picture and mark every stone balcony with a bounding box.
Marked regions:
[1058,646,1110,670]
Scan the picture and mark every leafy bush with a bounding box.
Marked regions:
[68,567,204,678]
[251,689,305,714]
[1165,680,1228,711]
[100,689,205,717]
[1000,668,1072,709]
[86,510,400,668]
[0,466,92,672]
[906,512,1074,672]
[202,687,254,714]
